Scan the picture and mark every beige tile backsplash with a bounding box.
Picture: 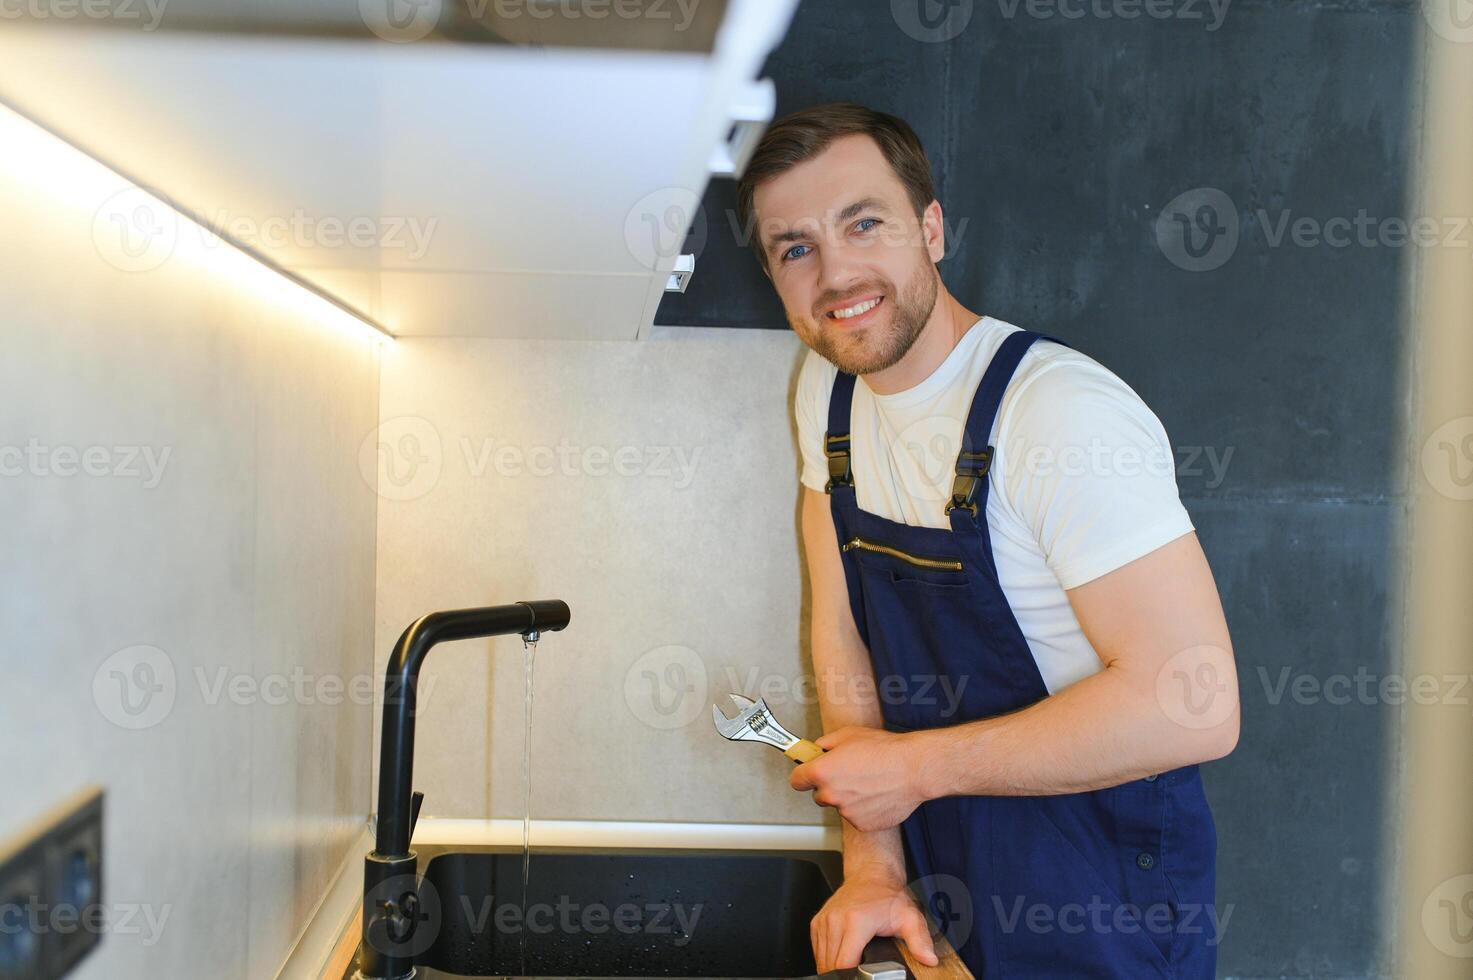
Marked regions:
[374,326,835,828]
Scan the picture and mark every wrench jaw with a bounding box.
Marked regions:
[711,693,799,753]
[711,692,758,738]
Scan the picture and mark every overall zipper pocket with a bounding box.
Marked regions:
[841,536,963,571]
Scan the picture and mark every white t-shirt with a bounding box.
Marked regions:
[796,315,1194,695]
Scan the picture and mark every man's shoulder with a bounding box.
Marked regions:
[794,348,841,446]
[1000,331,1168,445]
[798,345,839,387]
[795,347,839,413]
[962,317,1096,387]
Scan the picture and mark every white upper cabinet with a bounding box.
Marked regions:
[0,0,797,338]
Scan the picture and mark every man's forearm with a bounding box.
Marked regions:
[839,819,907,882]
[913,655,1240,799]
[813,661,911,883]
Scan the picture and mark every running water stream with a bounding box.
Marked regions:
[519,633,538,976]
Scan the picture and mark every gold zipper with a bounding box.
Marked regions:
[842,536,964,571]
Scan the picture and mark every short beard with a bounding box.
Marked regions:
[796,262,939,376]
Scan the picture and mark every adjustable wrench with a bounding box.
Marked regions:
[711,692,825,763]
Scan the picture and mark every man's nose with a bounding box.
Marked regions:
[815,245,871,303]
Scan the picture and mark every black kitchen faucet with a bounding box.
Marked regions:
[359,600,571,980]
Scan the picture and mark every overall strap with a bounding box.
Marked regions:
[823,370,859,492]
[945,330,1073,519]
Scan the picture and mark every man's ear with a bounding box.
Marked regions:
[922,199,946,264]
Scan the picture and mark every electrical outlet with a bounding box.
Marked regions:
[41,793,102,978]
[0,846,43,980]
[0,789,104,980]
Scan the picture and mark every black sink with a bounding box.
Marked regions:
[346,843,902,979]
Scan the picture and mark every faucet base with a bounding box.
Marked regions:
[359,851,424,980]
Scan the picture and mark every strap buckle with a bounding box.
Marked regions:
[823,433,853,492]
[944,447,994,519]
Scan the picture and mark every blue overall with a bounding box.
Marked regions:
[824,330,1218,978]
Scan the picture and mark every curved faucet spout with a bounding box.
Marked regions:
[375,600,570,859]
[361,600,570,980]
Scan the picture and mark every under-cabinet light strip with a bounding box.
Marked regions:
[0,99,394,344]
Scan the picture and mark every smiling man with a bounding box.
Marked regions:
[735,102,1240,978]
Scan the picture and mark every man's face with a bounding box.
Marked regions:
[752,133,942,376]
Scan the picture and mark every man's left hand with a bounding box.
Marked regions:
[788,726,933,831]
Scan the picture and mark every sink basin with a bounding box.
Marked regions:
[346,842,902,979]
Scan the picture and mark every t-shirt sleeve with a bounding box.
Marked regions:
[795,350,834,493]
[997,355,1195,590]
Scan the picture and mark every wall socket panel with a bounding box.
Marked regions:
[0,788,104,980]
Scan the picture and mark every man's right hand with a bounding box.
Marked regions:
[810,867,940,972]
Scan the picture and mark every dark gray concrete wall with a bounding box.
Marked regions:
[658,2,1420,976]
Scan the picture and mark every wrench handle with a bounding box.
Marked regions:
[784,739,825,763]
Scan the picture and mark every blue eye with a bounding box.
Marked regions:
[856,217,879,232]
[783,244,810,261]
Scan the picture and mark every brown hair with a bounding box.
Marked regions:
[735,101,937,273]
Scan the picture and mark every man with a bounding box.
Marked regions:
[734,102,1240,978]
